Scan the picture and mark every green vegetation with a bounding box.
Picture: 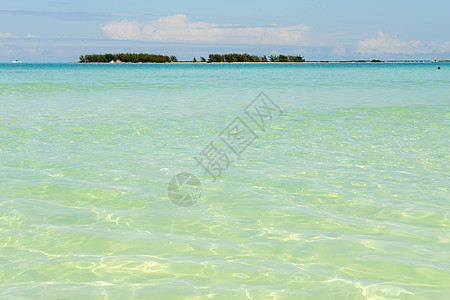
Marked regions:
[79,52,306,63]
[269,54,305,62]
[207,53,305,63]
[79,53,176,63]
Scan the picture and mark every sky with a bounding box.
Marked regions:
[1,0,450,62]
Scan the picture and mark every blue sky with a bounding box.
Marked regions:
[1,0,450,62]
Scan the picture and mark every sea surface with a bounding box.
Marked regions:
[0,62,449,299]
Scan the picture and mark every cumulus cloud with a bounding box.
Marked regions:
[356,31,450,55]
[356,31,429,55]
[102,14,313,45]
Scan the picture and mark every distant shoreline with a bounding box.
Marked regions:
[177,60,448,63]
[300,60,449,63]
[80,60,449,64]
[78,53,448,64]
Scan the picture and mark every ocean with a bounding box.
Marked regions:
[0,62,449,299]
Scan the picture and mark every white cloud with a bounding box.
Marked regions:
[102,14,313,45]
[437,41,450,53]
[102,20,143,40]
[0,32,39,38]
[356,31,432,55]
[332,44,347,55]
[0,32,17,38]
[356,31,450,55]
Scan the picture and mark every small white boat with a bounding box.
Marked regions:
[11,59,21,63]
[110,60,115,63]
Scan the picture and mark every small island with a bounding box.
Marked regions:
[79,53,305,63]
[79,53,177,63]
[205,54,305,62]
[79,53,447,64]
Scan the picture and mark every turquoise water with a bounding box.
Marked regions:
[0,63,449,299]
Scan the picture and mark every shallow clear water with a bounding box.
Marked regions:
[0,63,449,299]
